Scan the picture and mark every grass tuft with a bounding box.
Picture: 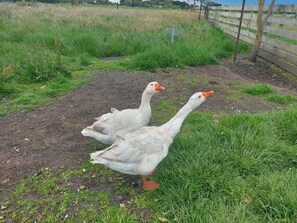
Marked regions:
[242,84,273,96]
[266,94,296,104]
[0,83,18,100]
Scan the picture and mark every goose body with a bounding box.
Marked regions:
[91,91,214,190]
[81,82,165,145]
[91,126,171,176]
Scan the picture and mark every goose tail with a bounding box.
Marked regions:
[81,128,114,145]
[90,151,107,164]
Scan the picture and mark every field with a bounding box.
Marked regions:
[0,3,242,115]
[1,3,297,223]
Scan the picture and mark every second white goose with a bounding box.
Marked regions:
[81,82,165,145]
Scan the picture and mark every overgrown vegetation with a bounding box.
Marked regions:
[0,3,236,115]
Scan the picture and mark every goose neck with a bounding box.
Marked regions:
[138,91,152,112]
[161,103,193,138]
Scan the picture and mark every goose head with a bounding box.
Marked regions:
[145,82,165,95]
[188,91,214,110]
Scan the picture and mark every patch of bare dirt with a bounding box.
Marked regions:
[1,57,297,202]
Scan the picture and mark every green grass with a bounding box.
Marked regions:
[2,105,297,222]
[0,4,238,115]
[241,84,297,105]
[266,94,296,104]
[0,70,91,116]
[242,84,273,96]
[2,162,140,222]
[143,107,297,222]
[151,99,178,124]
[0,83,19,100]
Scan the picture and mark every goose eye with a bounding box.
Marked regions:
[198,96,201,98]
[151,84,153,86]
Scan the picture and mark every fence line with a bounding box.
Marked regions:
[208,4,297,75]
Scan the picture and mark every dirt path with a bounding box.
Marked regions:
[1,57,297,200]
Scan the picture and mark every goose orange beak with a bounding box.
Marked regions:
[202,91,214,99]
[155,83,165,91]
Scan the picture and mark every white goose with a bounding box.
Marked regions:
[90,91,214,190]
[81,82,165,145]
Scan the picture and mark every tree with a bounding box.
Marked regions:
[172,1,190,9]
[249,0,275,62]
[207,1,221,6]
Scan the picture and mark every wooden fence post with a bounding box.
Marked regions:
[233,0,246,61]
[204,5,209,20]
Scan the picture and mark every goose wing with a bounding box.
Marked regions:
[92,109,139,134]
[92,127,163,164]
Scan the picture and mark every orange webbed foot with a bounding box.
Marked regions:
[142,176,159,190]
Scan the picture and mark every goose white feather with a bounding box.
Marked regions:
[81,82,165,145]
[90,91,214,190]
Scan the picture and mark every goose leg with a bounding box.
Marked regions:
[142,176,159,190]
[148,168,157,176]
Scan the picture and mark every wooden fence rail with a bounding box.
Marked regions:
[208,4,297,75]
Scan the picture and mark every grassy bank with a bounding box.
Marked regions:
[0,3,242,115]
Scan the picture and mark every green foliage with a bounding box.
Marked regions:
[242,84,273,96]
